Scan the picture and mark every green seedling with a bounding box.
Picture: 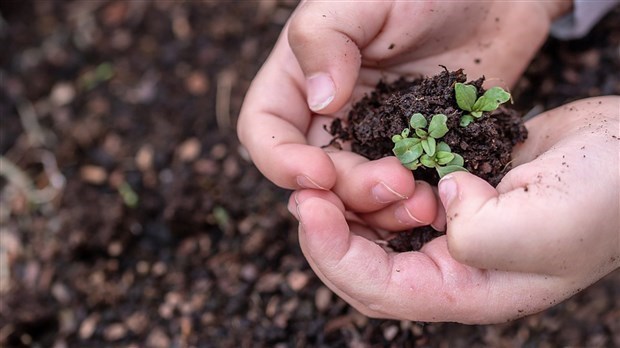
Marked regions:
[392,113,467,177]
[454,82,511,127]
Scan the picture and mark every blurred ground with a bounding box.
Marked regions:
[0,1,619,347]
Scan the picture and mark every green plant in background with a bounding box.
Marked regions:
[392,113,466,177]
[454,82,511,127]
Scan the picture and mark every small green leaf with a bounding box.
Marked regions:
[436,165,468,178]
[460,115,475,127]
[472,87,510,112]
[415,128,428,138]
[482,86,511,106]
[455,83,477,112]
[409,113,427,129]
[403,160,422,170]
[421,137,436,156]
[118,182,139,208]
[448,153,465,167]
[392,134,402,143]
[436,142,451,153]
[436,151,455,165]
[393,139,423,163]
[401,128,410,138]
[420,154,436,168]
[471,110,483,118]
[428,114,449,138]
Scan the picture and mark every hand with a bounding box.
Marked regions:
[288,97,619,324]
[238,1,570,231]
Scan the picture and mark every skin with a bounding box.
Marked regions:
[288,97,619,323]
[239,1,620,323]
[239,0,569,230]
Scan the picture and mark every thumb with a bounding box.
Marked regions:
[437,172,570,274]
[287,2,390,113]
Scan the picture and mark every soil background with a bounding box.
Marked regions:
[1,1,619,347]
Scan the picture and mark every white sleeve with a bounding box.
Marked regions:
[550,0,619,39]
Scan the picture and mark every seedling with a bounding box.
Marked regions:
[392,113,466,177]
[454,83,511,127]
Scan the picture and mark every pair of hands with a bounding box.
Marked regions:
[238,1,619,323]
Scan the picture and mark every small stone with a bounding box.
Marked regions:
[383,325,399,341]
[51,282,71,304]
[104,323,127,341]
[50,83,75,106]
[125,312,148,334]
[256,273,283,293]
[107,241,123,256]
[315,286,332,312]
[177,138,201,162]
[286,271,309,291]
[136,261,150,275]
[185,71,209,96]
[80,165,107,185]
[146,328,170,348]
[136,145,154,171]
[158,303,174,319]
[152,262,167,276]
[240,264,258,282]
[79,314,99,339]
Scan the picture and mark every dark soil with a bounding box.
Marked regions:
[329,69,527,252]
[1,1,619,347]
[330,69,527,187]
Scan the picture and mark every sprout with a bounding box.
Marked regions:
[392,113,466,177]
[454,83,511,127]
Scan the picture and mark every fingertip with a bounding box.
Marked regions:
[268,143,336,190]
[440,172,500,266]
[297,196,350,268]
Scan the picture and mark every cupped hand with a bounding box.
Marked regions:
[288,97,619,324]
[238,1,567,230]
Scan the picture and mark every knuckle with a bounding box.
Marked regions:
[287,12,319,49]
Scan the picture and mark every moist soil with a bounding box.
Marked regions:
[330,69,527,252]
[1,1,619,347]
[330,69,527,187]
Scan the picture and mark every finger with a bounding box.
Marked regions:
[325,153,415,212]
[295,191,584,323]
[439,160,618,276]
[360,180,437,231]
[238,30,336,190]
[287,2,392,113]
[287,189,345,222]
[440,98,620,275]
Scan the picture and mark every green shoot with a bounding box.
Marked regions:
[392,113,467,178]
[454,83,511,127]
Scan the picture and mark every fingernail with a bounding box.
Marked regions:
[296,175,326,190]
[287,192,299,218]
[306,73,335,111]
[438,176,458,208]
[296,201,305,226]
[372,181,407,203]
[395,204,424,225]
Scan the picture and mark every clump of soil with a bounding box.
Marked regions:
[329,69,528,251]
